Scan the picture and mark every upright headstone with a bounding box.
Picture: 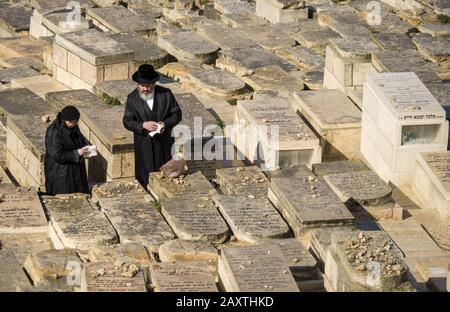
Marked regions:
[361,72,448,189]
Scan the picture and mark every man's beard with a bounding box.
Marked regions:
[139,91,153,101]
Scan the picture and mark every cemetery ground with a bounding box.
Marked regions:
[0,0,449,296]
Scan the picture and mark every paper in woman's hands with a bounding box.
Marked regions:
[149,123,163,137]
[84,145,97,157]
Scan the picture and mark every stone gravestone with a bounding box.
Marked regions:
[413,151,450,218]
[256,0,309,24]
[42,193,118,250]
[92,181,175,253]
[232,94,321,170]
[148,170,217,201]
[81,261,147,292]
[292,89,361,161]
[218,244,299,292]
[30,10,92,39]
[11,75,70,99]
[53,29,134,91]
[212,194,290,243]
[268,167,354,237]
[216,166,269,197]
[0,250,33,292]
[0,232,54,265]
[149,262,218,292]
[46,90,134,182]
[361,72,448,190]
[0,184,48,234]
[85,242,154,268]
[0,66,40,84]
[325,231,414,292]
[158,239,218,264]
[160,195,229,243]
[24,249,81,291]
[312,160,368,177]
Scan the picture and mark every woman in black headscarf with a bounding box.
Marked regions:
[44,106,90,195]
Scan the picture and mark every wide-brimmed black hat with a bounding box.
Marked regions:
[132,64,160,84]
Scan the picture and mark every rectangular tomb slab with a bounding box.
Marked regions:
[0,184,48,234]
[150,262,218,292]
[216,166,269,197]
[292,90,361,161]
[0,88,51,118]
[92,181,175,253]
[413,151,450,218]
[0,232,54,265]
[268,168,354,236]
[0,250,33,292]
[55,29,133,66]
[218,244,299,292]
[312,160,368,176]
[232,95,321,170]
[148,171,217,200]
[160,195,229,243]
[81,261,147,292]
[42,193,118,250]
[212,194,289,244]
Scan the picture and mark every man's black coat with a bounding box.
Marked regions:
[44,114,89,195]
[123,85,182,188]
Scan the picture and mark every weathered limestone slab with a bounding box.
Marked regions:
[158,30,218,65]
[218,244,299,292]
[92,181,175,253]
[196,22,259,51]
[361,72,448,189]
[292,28,340,55]
[30,0,95,14]
[85,243,153,268]
[216,166,269,197]
[0,250,32,292]
[378,220,446,259]
[240,25,296,50]
[54,29,134,90]
[158,239,218,263]
[371,49,442,83]
[0,232,53,265]
[46,90,134,181]
[86,6,156,35]
[216,46,296,76]
[292,90,361,161]
[149,171,217,200]
[41,11,92,35]
[195,94,236,127]
[275,45,325,72]
[325,231,413,292]
[324,37,380,92]
[425,82,450,121]
[94,79,137,105]
[369,12,416,34]
[106,33,169,71]
[24,249,81,291]
[414,255,450,289]
[186,68,248,100]
[11,75,69,98]
[0,1,32,37]
[368,32,416,51]
[232,95,321,170]
[268,167,354,236]
[240,65,304,94]
[212,194,290,244]
[418,23,450,38]
[160,196,229,243]
[42,193,118,250]
[411,33,450,67]
[81,261,147,292]
[215,0,255,15]
[294,70,323,90]
[7,108,57,190]
[312,160,368,176]
[0,66,40,84]
[0,55,47,74]
[324,170,393,206]
[0,37,49,59]
[0,184,47,234]
[256,0,309,24]
[412,151,450,218]
[260,238,318,280]
[150,262,218,292]
[220,12,269,29]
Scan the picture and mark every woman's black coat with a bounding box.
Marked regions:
[44,114,89,195]
[123,85,182,188]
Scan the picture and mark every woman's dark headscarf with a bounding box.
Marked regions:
[60,106,80,121]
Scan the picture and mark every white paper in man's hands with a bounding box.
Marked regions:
[85,145,97,157]
[149,123,162,137]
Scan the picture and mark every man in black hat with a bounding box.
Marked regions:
[123,64,182,188]
[44,106,90,195]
